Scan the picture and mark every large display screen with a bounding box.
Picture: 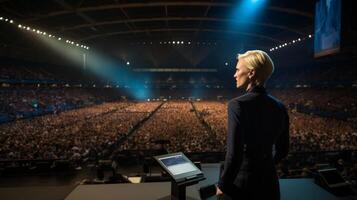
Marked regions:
[314,0,341,58]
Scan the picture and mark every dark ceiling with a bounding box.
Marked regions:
[0,0,316,49]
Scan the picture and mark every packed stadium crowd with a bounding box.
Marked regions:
[0,65,54,80]
[271,88,357,119]
[0,88,92,119]
[193,101,356,153]
[0,102,161,162]
[0,81,356,184]
[120,101,220,152]
[1,91,356,160]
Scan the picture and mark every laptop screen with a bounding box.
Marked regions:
[154,152,203,182]
[159,154,197,175]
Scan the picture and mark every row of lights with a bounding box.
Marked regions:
[1,16,90,50]
[134,41,217,45]
[269,34,312,52]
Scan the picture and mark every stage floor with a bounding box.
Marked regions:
[64,178,356,200]
[0,164,355,200]
[65,164,356,200]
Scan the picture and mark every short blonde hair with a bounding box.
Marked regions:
[238,50,274,84]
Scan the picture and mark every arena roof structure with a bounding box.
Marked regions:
[0,0,315,50]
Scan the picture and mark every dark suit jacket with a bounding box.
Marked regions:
[218,86,289,200]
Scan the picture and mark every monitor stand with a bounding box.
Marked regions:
[158,177,205,200]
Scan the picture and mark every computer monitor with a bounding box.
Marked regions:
[154,152,204,183]
[318,168,349,188]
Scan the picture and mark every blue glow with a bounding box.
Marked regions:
[39,35,151,100]
[231,0,267,24]
[86,51,151,100]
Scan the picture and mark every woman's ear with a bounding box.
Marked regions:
[248,70,256,79]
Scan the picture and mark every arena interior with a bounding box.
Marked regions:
[0,0,356,199]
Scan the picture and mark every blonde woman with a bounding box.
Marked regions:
[217,50,290,200]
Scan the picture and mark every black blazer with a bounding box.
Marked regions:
[218,86,289,200]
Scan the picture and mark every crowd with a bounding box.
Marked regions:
[120,101,220,152]
[0,102,161,162]
[271,88,357,118]
[193,101,228,151]
[0,88,122,123]
[0,65,55,80]
[0,87,355,165]
[193,100,356,153]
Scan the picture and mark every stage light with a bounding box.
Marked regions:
[173,41,176,44]
[181,41,184,44]
[5,19,91,51]
[126,61,130,66]
[309,34,312,38]
[0,17,3,20]
[298,38,301,41]
[231,0,267,26]
[188,42,191,44]
[225,62,229,66]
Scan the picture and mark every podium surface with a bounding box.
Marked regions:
[65,163,355,200]
[65,179,354,200]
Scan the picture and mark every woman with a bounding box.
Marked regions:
[217,50,290,200]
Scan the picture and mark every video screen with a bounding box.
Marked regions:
[314,0,341,57]
[159,155,197,175]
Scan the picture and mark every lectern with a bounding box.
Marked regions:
[154,152,206,200]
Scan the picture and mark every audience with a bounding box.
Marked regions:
[0,85,355,181]
[0,102,161,161]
